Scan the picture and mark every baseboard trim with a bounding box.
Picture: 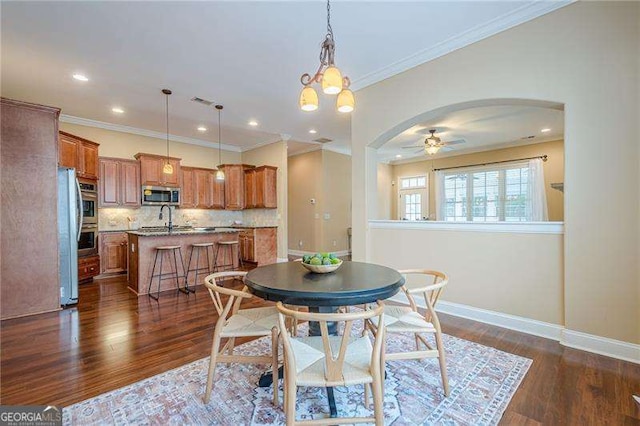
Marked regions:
[389,295,639,364]
[561,329,640,364]
[277,257,289,263]
[288,249,350,257]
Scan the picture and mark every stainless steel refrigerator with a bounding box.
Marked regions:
[58,167,80,306]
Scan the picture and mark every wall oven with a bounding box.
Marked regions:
[78,179,98,225]
[141,186,180,206]
[78,224,98,257]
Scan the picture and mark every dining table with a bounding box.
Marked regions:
[244,260,405,418]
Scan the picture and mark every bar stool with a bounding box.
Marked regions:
[184,242,214,293]
[148,245,188,300]
[214,240,243,272]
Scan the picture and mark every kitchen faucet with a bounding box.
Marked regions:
[159,204,173,231]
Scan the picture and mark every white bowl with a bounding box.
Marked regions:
[301,259,343,274]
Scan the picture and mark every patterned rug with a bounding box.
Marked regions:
[63,325,531,425]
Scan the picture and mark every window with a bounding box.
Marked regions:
[399,176,428,221]
[439,162,535,222]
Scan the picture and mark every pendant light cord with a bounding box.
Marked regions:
[218,106,222,165]
[326,0,333,37]
[165,92,170,163]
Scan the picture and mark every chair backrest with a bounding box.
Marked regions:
[397,269,448,323]
[276,302,385,382]
[203,271,251,320]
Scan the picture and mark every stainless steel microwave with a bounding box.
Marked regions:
[141,186,180,206]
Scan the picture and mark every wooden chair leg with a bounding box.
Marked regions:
[371,375,384,425]
[272,327,279,406]
[204,332,222,403]
[284,368,297,426]
[364,383,371,409]
[435,331,450,396]
[380,341,386,396]
[227,337,236,355]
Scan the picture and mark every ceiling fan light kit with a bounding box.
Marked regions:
[298,0,354,114]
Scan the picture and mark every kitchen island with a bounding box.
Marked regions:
[127,228,241,295]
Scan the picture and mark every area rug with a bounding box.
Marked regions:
[63,325,531,425]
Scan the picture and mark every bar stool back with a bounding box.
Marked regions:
[148,245,188,300]
[184,242,214,293]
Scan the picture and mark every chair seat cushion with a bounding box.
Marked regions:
[221,306,279,338]
[290,335,374,387]
[370,305,437,333]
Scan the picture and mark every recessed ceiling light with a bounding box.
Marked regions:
[541,128,551,133]
[111,107,124,114]
[73,74,89,82]
[396,154,402,159]
[248,120,258,127]
[309,129,317,134]
[197,126,207,132]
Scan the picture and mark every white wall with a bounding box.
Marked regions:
[352,2,639,345]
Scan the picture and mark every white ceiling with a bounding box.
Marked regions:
[378,105,565,164]
[1,1,569,153]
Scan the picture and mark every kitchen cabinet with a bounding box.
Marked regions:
[210,172,225,209]
[194,169,211,208]
[219,164,254,210]
[245,166,277,209]
[78,255,100,282]
[135,153,181,187]
[180,167,196,208]
[239,227,277,265]
[99,157,141,207]
[99,232,128,274]
[59,131,100,180]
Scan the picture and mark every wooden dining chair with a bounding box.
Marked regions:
[203,271,280,406]
[276,301,386,426]
[366,269,450,396]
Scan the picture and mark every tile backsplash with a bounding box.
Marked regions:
[99,207,278,230]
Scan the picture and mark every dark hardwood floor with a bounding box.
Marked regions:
[1,275,638,425]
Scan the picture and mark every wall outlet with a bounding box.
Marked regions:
[332,240,337,247]
[298,240,303,248]
[323,213,331,220]
[314,213,320,219]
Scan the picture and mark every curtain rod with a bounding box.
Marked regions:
[432,155,547,172]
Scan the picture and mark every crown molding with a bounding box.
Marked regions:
[350,0,575,91]
[59,114,243,152]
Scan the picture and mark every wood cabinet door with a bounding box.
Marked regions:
[99,158,119,207]
[194,169,211,208]
[210,172,225,209]
[223,165,244,210]
[180,168,196,208]
[262,167,277,208]
[139,156,164,186]
[162,159,181,186]
[100,233,128,274]
[58,134,78,169]
[79,142,99,179]
[120,161,141,207]
[244,169,256,209]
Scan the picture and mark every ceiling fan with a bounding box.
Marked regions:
[402,129,465,155]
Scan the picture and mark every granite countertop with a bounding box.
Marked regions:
[230,225,278,229]
[127,228,240,237]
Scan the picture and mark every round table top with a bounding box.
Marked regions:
[244,261,405,307]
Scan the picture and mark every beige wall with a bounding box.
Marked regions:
[352,2,639,344]
[322,150,352,252]
[288,150,323,252]
[377,163,393,220]
[288,149,352,253]
[371,228,564,325]
[242,142,288,259]
[59,122,242,166]
[389,139,564,221]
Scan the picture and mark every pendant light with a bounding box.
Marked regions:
[215,104,225,181]
[298,0,354,113]
[161,89,173,174]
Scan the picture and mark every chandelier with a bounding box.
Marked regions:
[298,0,354,113]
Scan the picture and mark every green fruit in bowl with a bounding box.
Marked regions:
[322,258,331,265]
[309,257,322,266]
[302,254,311,263]
[329,253,337,259]
[330,257,341,265]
